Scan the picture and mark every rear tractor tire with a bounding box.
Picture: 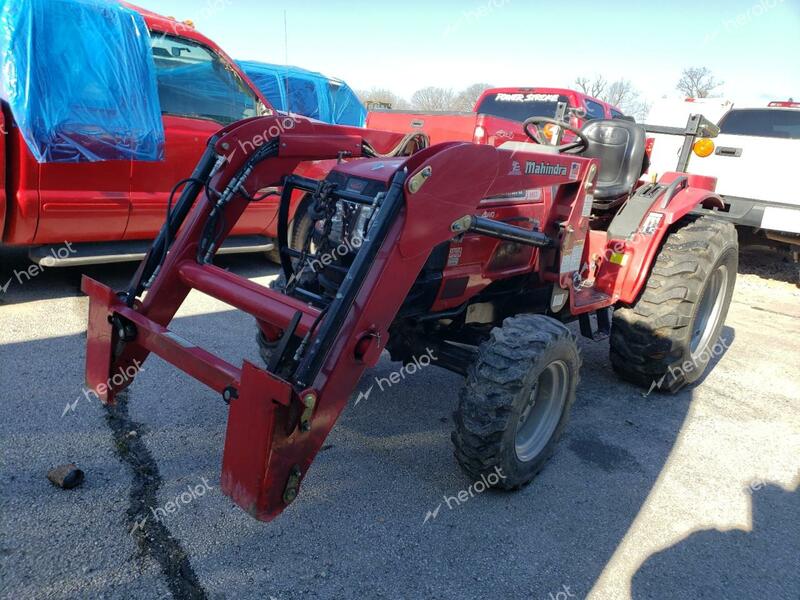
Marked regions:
[452,314,581,490]
[610,215,738,392]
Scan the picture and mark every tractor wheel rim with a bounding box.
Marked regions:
[515,360,569,463]
[690,264,729,359]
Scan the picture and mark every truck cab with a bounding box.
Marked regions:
[1,4,281,264]
[474,87,623,125]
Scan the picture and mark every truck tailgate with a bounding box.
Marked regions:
[366,111,477,145]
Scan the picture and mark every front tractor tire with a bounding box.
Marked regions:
[266,196,315,264]
[452,315,581,490]
[610,216,738,393]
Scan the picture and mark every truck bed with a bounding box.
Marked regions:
[366,109,527,147]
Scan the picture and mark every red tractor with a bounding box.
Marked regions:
[82,113,737,521]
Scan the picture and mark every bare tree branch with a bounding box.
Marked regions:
[575,75,607,99]
[452,83,494,111]
[676,67,723,99]
[574,75,651,121]
[411,86,457,111]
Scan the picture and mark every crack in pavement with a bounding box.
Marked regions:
[104,392,208,600]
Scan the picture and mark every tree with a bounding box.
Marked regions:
[453,83,493,111]
[355,87,410,110]
[676,67,723,99]
[574,75,651,121]
[605,79,650,121]
[575,75,607,99]
[411,86,456,111]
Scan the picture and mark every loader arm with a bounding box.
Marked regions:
[82,116,595,521]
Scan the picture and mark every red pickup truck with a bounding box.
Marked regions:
[366,87,623,147]
[0,4,295,266]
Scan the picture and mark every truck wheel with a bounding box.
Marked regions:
[452,315,581,490]
[610,216,737,392]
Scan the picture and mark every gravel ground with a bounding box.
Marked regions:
[1,242,798,600]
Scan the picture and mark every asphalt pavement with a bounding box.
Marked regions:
[1,245,798,600]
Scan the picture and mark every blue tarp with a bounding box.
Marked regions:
[152,56,260,126]
[0,0,165,163]
[238,61,366,127]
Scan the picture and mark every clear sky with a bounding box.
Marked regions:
[133,0,800,106]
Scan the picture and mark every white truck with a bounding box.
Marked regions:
[689,102,800,247]
[645,100,800,249]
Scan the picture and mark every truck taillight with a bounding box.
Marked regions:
[768,101,800,108]
[473,125,486,144]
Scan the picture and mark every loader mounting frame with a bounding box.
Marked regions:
[82,116,602,521]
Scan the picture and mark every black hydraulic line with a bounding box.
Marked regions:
[466,216,554,248]
[276,181,295,279]
[198,140,279,263]
[124,139,221,305]
[292,169,408,389]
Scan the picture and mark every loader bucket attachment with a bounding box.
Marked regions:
[221,362,294,520]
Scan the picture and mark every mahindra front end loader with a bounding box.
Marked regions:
[82,115,737,521]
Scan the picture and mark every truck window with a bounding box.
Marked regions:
[611,109,625,119]
[250,71,285,112]
[584,99,606,121]
[329,81,366,126]
[476,93,570,123]
[284,76,320,120]
[151,34,259,125]
[718,109,800,139]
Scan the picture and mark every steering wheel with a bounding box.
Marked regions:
[523,117,590,154]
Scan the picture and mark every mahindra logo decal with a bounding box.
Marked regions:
[525,161,567,176]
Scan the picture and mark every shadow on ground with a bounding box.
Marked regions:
[632,483,800,599]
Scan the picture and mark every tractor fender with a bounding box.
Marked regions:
[616,182,724,305]
[658,171,724,223]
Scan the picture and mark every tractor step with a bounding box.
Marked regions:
[579,308,612,341]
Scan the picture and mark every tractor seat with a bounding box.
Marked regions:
[580,120,647,202]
